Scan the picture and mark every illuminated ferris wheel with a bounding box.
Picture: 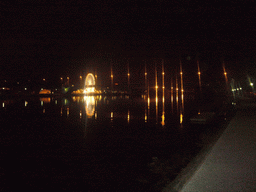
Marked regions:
[85,73,95,93]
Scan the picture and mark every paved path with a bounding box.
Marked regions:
[169,99,256,192]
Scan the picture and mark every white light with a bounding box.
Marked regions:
[25,88,27,90]
[250,83,254,86]
[2,103,4,108]
[25,101,28,107]
[85,87,95,93]
[41,88,43,90]
[240,88,242,90]
[41,101,43,106]
[236,88,239,91]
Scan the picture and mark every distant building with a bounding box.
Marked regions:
[39,89,51,94]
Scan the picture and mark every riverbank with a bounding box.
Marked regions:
[164,97,256,192]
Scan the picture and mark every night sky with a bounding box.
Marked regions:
[1,1,256,88]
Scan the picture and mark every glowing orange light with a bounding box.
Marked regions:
[111,75,113,78]
[67,77,69,80]
[162,72,165,75]
[80,76,82,79]
[60,77,63,80]
[128,73,130,76]
[180,113,183,124]
[161,112,165,126]
[40,97,51,103]
[224,72,227,75]
[145,73,147,75]
[180,72,183,75]
[162,86,165,89]
[198,72,201,75]
[43,78,45,81]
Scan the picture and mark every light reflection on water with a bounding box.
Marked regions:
[84,96,95,118]
[1,91,197,130]
[40,97,51,104]
[67,107,69,117]
[127,110,130,123]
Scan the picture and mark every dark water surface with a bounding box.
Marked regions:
[0,94,228,191]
